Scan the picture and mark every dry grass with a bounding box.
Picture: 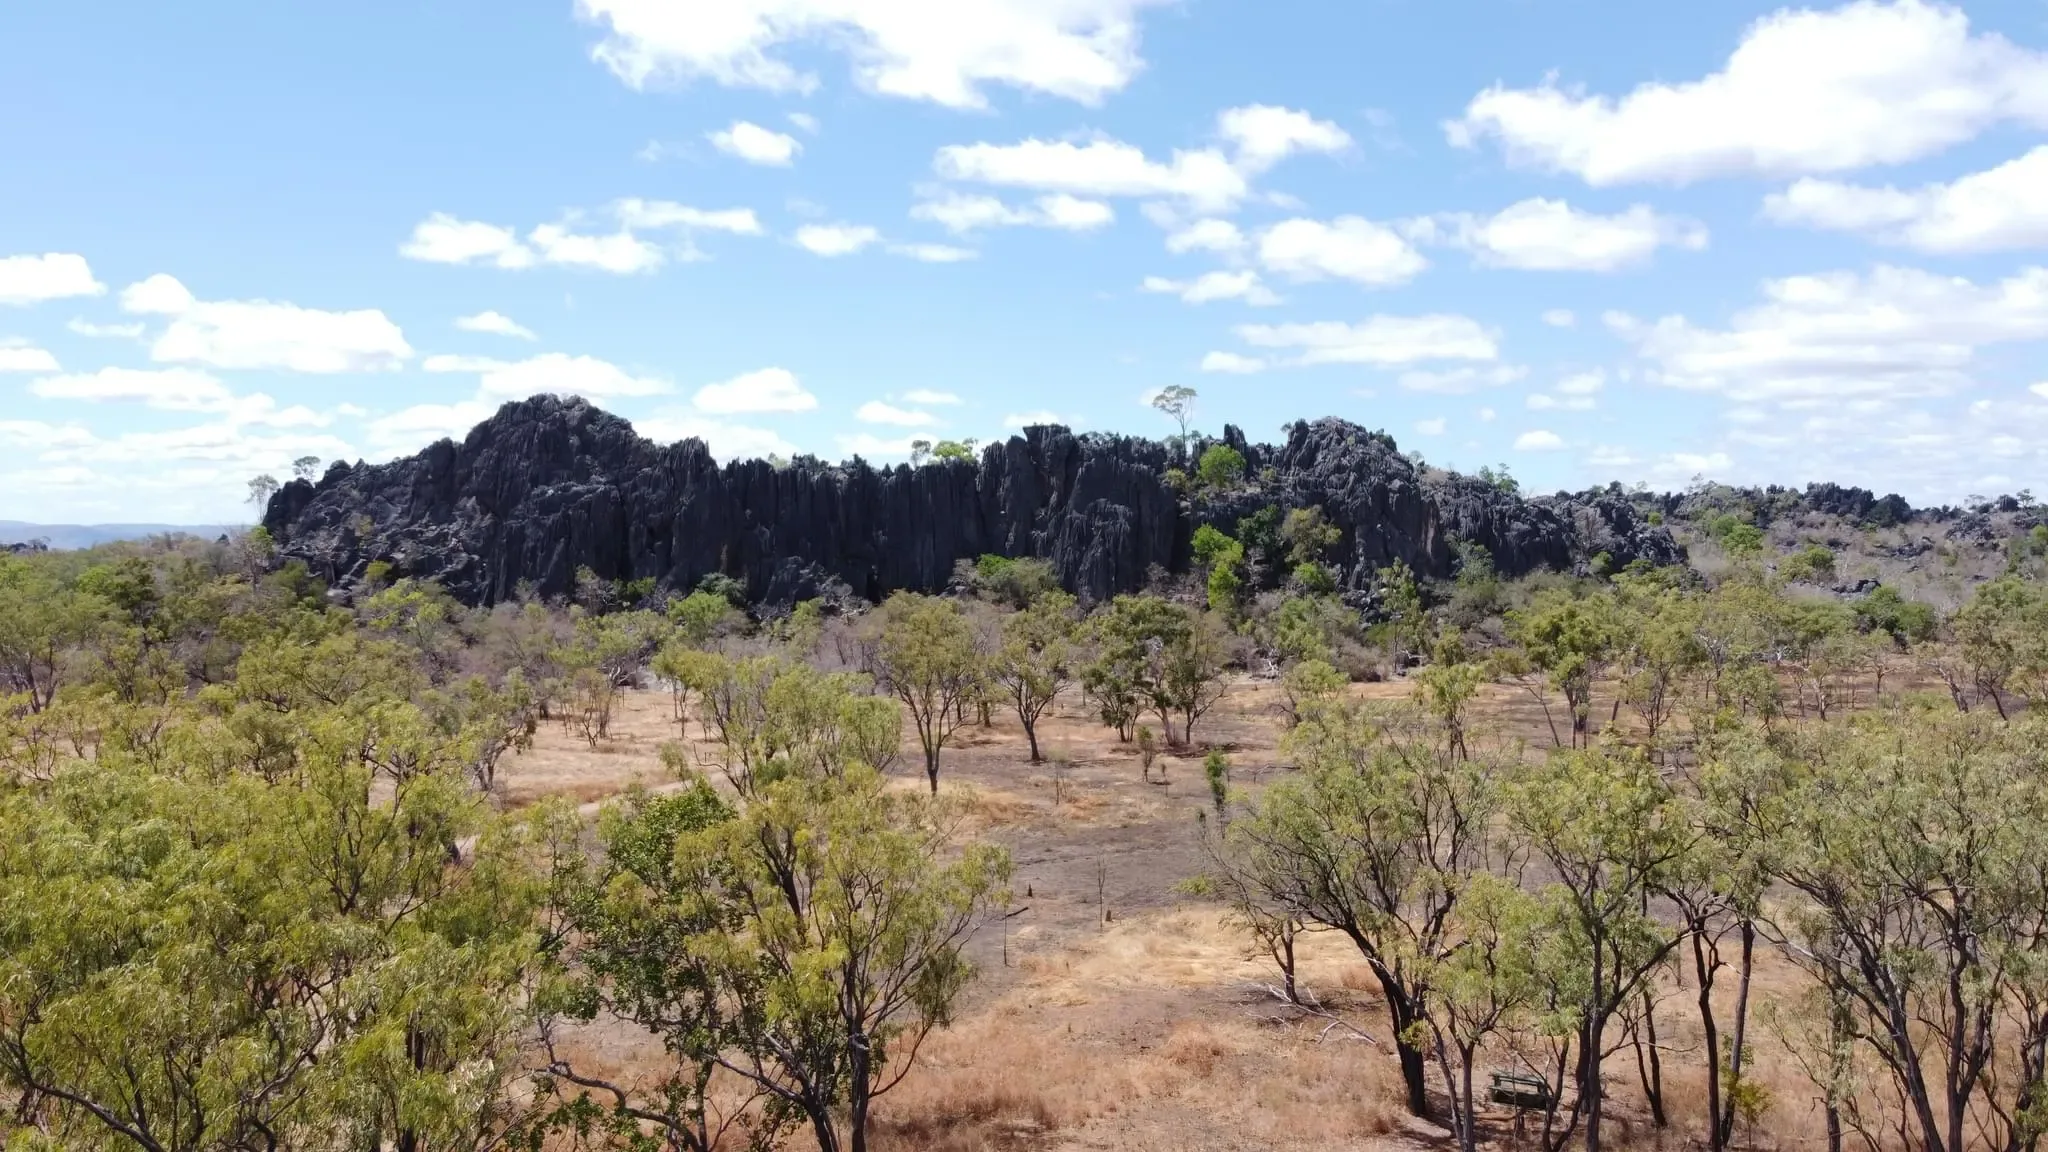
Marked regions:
[501,677,1991,1151]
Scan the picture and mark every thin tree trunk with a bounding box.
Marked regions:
[1695,928,1725,1151]
[1718,922,1756,1148]
[1637,989,1667,1128]
[1023,716,1041,763]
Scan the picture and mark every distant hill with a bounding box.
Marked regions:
[0,520,238,551]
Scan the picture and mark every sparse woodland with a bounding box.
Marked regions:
[4,488,2048,1152]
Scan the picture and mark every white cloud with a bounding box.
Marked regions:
[836,432,925,459]
[2032,381,2048,399]
[890,242,979,263]
[401,214,537,269]
[1526,392,1596,411]
[67,318,144,338]
[1164,218,1247,255]
[902,389,963,405]
[1557,370,1605,396]
[795,223,881,256]
[612,199,765,234]
[1004,410,1068,428]
[1542,308,1577,328]
[788,112,820,133]
[366,401,498,454]
[1478,407,1498,422]
[0,253,105,306]
[403,203,761,273]
[1413,198,1707,271]
[710,119,803,165]
[637,411,799,461]
[1395,364,1527,393]
[121,273,196,315]
[473,353,674,401]
[1200,351,1266,374]
[1215,105,1351,171]
[693,366,817,414]
[1447,0,2048,186]
[856,400,938,426]
[527,223,665,274]
[1763,146,2048,252]
[1141,270,1281,306]
[0,342,59,372]
[1234,314,1499,367]
[118,274,412,374]
[455,310,537,340]
[1514,429,1565,451]
[935,137,1248,212]
[1618,264,2048,404]
[422,354,509,374]
[911,191,1113,233]
[576,0,1171,109]
[1258,217,1427,287]
[1415,417,1447,436]
[28,367,328,427]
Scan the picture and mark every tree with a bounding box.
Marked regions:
[0,691,544,1152]
[1768,709,2048,1152]
[1226,703,1501,1119]
[1507,745,1692,1152]
[246,472,280,511]
[872,592,982,793]
[994,590,1079,762]
[930,439,977,462]
[1196,444,1246,490]
[909,439,932,467]
[1505,587,1622,747]
[681,768,1009,1152]
[1191,524,1246,617]
[669,588,741,646]
[1279,506,1341,567]
[1413,874,1544,1152]
[1151,384,1197,443]
[0,557,111,712]
[291,454,323,481]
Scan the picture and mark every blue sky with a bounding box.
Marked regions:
[5,0,2048,523]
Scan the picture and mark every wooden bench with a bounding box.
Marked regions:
[1489,1071,1554,1112]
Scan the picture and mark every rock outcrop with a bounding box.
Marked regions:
[264,398,1682,607]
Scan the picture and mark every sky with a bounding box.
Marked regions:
[5,0,2048,524]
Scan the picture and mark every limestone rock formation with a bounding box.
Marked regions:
[264,397,1683,607]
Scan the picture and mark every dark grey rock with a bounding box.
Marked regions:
[265,398,1685,608]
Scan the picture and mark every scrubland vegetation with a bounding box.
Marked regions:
[4,507,2048,1152]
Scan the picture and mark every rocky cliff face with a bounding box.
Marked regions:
[264,398,1681,607]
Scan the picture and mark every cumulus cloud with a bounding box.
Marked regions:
[0,341,59,373]
[455,311,537,340]
[1200,351,1266,374]
[1763,146,2048,252]
[472,353,672,400]
[29,366,329,427]
[1258,217,1427,287]
[710,119,803,165]
[692,366,817,414]
[1614,264,2048,404]
[402,201,762,273]
[1514,429,1565,451]
[117,274,412,374]
[1214,105,1352,172]
[931,105,1347,214]
[795,224,881,256]
[636,411,800,460]
[1141,270,1281,306]
[856,400,938,426]
[1542,309,1577,328]
[575,0,1172,109]
[1447,0,2048,186]
[911,191,1114,233]
[0,253,104,306]
[1164,218,1247,255]
[67,319,144,339]
[1231,314,1500,367]
[891,242,978,263]
[1395,364,1527,394]
[1411,199,1707,271]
